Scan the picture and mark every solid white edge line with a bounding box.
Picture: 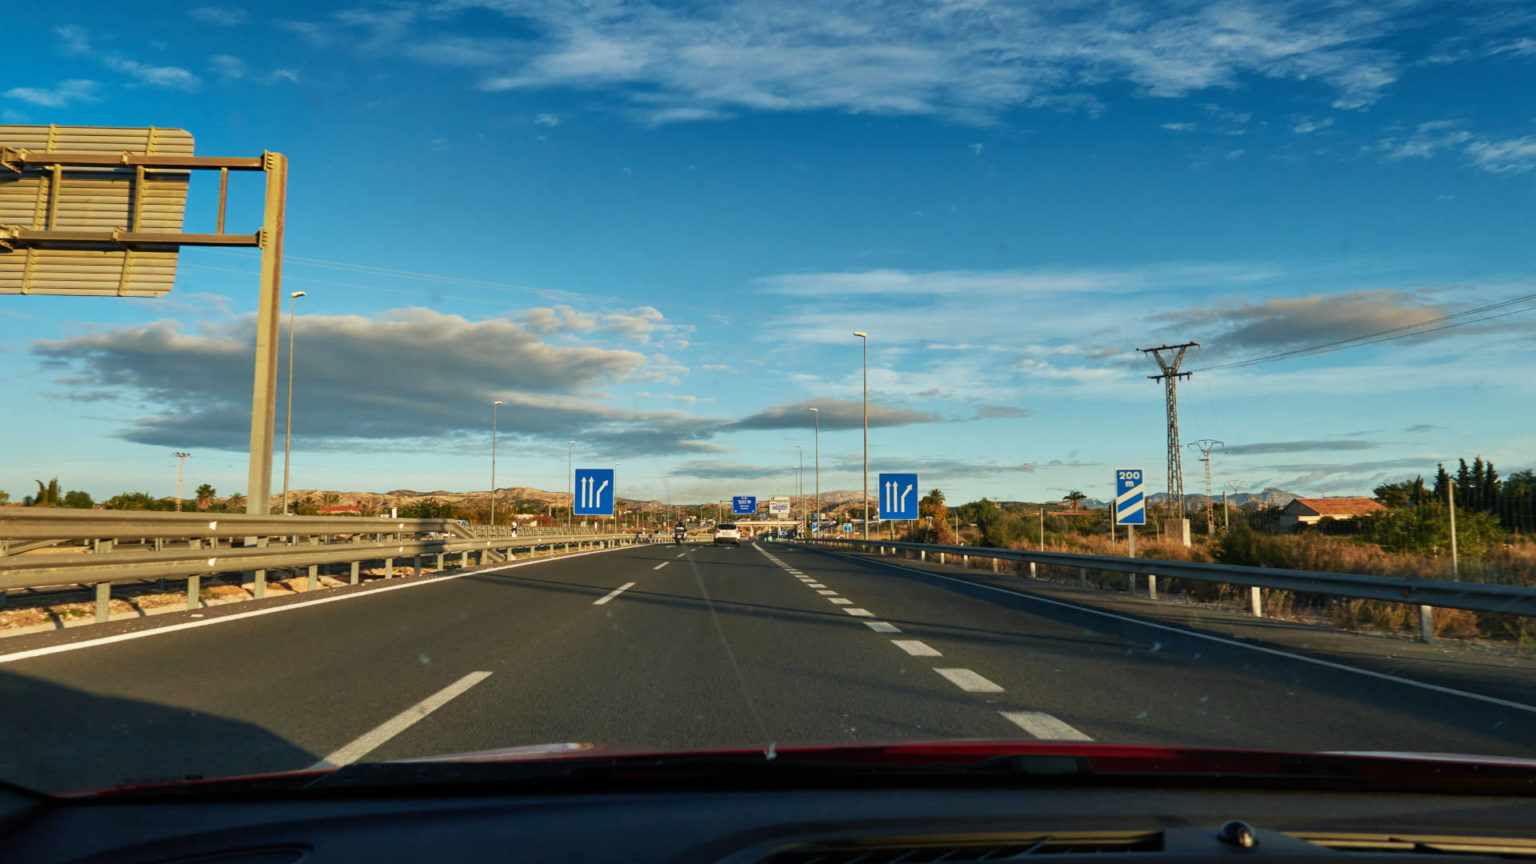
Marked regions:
[311,670,493,768]
[593,581,637,606]
[1002,710,1092,741]
[0,545,634,665]
[935,667,1005,693]
[809,547,1536,715]
[891,639,941,657]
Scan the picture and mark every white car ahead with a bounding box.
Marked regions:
[713,523,741,545]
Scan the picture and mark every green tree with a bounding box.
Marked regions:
[1432,463,1451,500]
[0,489,9,505]
[60,490,94,509]
[1374,476,1426,508]
[26,477,64,506]
[1357,502,1503,558]
[1482,460,1500,511]
[1063,490,1087,510]
[224,492,245,512]
[194,483,216,511]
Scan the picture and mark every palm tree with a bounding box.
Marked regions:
[194,483,216,511]
[225,492,246,512]
[1063,490,1087,511]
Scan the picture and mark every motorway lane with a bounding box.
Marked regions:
[2,539,1533,794]
[771,544,1536,756]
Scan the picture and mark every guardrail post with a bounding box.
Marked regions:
[413,554,422,577]
[384,557,393,578]
[1419,606,1435,642]
[919,549,926,561]
[991,557,999,573]
[254,537,268,597]
[1250,586,1262,617]
[1029,561,1037,578]
[460,551,469,568]
[436,553,445,570]
[187,574,200,610]
[1127,573,1136,593]
[962,554,969,566]
[95,582,110,623]
[1147,574,1158,600]
[350,559,360,585]
[1079,567,1087,586]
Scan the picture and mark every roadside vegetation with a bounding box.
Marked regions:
[899,458,1536,649]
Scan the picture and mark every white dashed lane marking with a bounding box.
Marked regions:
[829,598,853,605]
[1002,711,1092,740]
[843,608,875,618]
[891,640,941,657]
[864,621,901,633]
[935,668,1004,693]
[593,582,637,605]
[652,562,669,570]
[816,589,838,595]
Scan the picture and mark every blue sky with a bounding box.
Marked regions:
[3,0,1535,507]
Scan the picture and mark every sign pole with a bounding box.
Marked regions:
[245,151,287,515]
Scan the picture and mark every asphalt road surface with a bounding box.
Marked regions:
[3,540,1534,792]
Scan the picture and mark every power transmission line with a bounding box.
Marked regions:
[1195,291,1536,372]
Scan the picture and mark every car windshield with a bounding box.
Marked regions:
[1,0,1534,797]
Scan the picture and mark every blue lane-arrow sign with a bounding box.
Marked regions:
[878,472,919,520]
[1115,468,1145,526]
[573,468,615,516]
[732,496,757,515]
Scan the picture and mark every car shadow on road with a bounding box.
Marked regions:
[0,669,320,795]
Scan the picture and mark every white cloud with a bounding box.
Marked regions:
[1162,121,1196,132]
[190,6,248,26]
[211,54,246,80]
[1369,122,1536,175]
[52,25,200,91]
[3,79,96,107]
[267,68,300,84]
[288,0,1418,123]
[1290,115,1333,134]
[534,112,562,126]
[1466,136,1536,174]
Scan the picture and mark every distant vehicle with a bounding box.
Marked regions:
[713,523,741,545]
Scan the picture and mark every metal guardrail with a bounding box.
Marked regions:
[0,508,641,624]
[805,538,1536,634]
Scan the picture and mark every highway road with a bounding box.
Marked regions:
[1,540,1534,792]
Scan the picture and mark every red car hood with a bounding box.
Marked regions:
[69,740,1536,799]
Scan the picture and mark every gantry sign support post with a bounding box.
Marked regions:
[0,127,288,516]
[1140,342,1199,520]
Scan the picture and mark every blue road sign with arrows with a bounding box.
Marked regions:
[1115,469,1146,526]
[878,472,919,520]
[573,468,615,516]
[731,496,757,515]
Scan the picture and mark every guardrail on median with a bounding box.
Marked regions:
[804,537,1536,642]
[0,508,641,624]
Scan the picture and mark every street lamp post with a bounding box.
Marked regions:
[796,443,804,529]
[490,400,504,528]
[809,407,819,530]
[854,331,868,538]
[172,451,190,512]
[280,290,306,515]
